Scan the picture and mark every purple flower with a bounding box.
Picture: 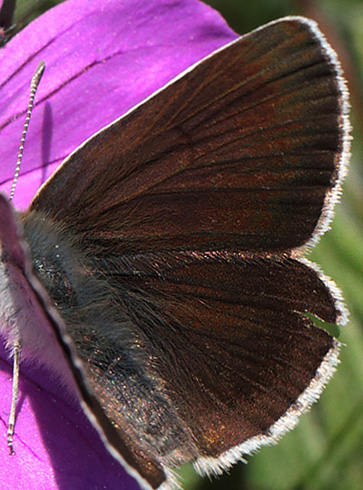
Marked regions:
[0,0,236,488]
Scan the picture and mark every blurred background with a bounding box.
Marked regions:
[2,1,362,489]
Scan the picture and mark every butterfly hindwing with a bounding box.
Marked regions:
[84,251,340,465]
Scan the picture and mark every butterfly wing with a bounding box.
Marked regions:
[29,17,348,255]
[91,251,341,476]
[19,16,349,490]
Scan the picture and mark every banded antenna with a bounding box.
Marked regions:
[9,60,45,201]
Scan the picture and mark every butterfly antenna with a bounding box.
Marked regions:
[9,60,45,201]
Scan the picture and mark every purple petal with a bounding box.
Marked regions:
[0,341,137,489]
[0,0,237,488]
[0,0,235,209]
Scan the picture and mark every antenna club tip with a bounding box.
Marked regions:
[35,61,46,81]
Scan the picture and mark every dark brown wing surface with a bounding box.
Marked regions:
[29,18,347,254]
[85,250,342,471]
[21,17,348,490]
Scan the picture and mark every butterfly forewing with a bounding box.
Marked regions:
[30,18,347,254]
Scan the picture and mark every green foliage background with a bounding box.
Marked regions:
[10,1,363,489]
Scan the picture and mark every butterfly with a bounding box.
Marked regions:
[0,15,349,490]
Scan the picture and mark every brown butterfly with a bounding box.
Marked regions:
[0,16,350,490]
